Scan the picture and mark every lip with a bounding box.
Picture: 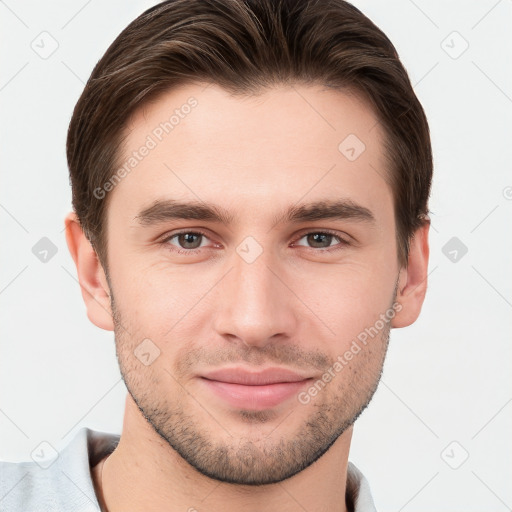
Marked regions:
[201,367,312,385]
[199,367,313,410]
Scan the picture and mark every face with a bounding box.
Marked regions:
[103,82,401,485]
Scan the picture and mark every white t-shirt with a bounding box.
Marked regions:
[0,428,378,511]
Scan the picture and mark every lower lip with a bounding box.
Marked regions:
[200,378,311,410]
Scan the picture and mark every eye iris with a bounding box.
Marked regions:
[178,233,202,249]
[307,233,332,248]
[173,233,337,250]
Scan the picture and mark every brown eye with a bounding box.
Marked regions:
[294,231,347,250]
[306,233,335,248]
[163,231,211,253]
[175,232,203,249]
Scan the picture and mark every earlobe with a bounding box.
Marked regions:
[391,221,430,329]
[64,212,114,331]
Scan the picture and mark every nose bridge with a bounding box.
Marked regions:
[213,241,297,347]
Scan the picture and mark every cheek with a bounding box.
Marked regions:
[110,264,214,368]
[294,260,396,345]
[109,254,181,317]
[108,236,397,347]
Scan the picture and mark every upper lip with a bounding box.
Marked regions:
[200,367,313,385]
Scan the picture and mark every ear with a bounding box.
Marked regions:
[391,220,430,328]
[64,211,114,331]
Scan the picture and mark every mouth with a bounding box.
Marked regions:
[199,367,314,410]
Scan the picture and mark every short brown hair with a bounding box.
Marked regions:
[67,0,432,273]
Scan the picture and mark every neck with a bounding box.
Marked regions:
[96,395,352,512]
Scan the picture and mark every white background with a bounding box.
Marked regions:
[1,1,511,510]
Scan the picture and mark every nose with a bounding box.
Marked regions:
[212,247,298,348]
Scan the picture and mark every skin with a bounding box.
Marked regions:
[65,82,429,512]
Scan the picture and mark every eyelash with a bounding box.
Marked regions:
[159,229,350,256]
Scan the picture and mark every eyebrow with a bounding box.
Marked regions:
[134,198,376,228]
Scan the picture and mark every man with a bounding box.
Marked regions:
[0,0,432,510]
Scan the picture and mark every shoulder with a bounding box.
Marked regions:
[346,461,378,512]
[0,427,120,512]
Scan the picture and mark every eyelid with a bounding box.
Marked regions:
[160,229,216,249]
[291,229,350,249]
[292,228,350,243]
[160,227,351,255]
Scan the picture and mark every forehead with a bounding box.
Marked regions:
[111,82,392,227]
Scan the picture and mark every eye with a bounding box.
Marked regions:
[292,230,349,251]
[159,228,350,257]
[162,230,213,255]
